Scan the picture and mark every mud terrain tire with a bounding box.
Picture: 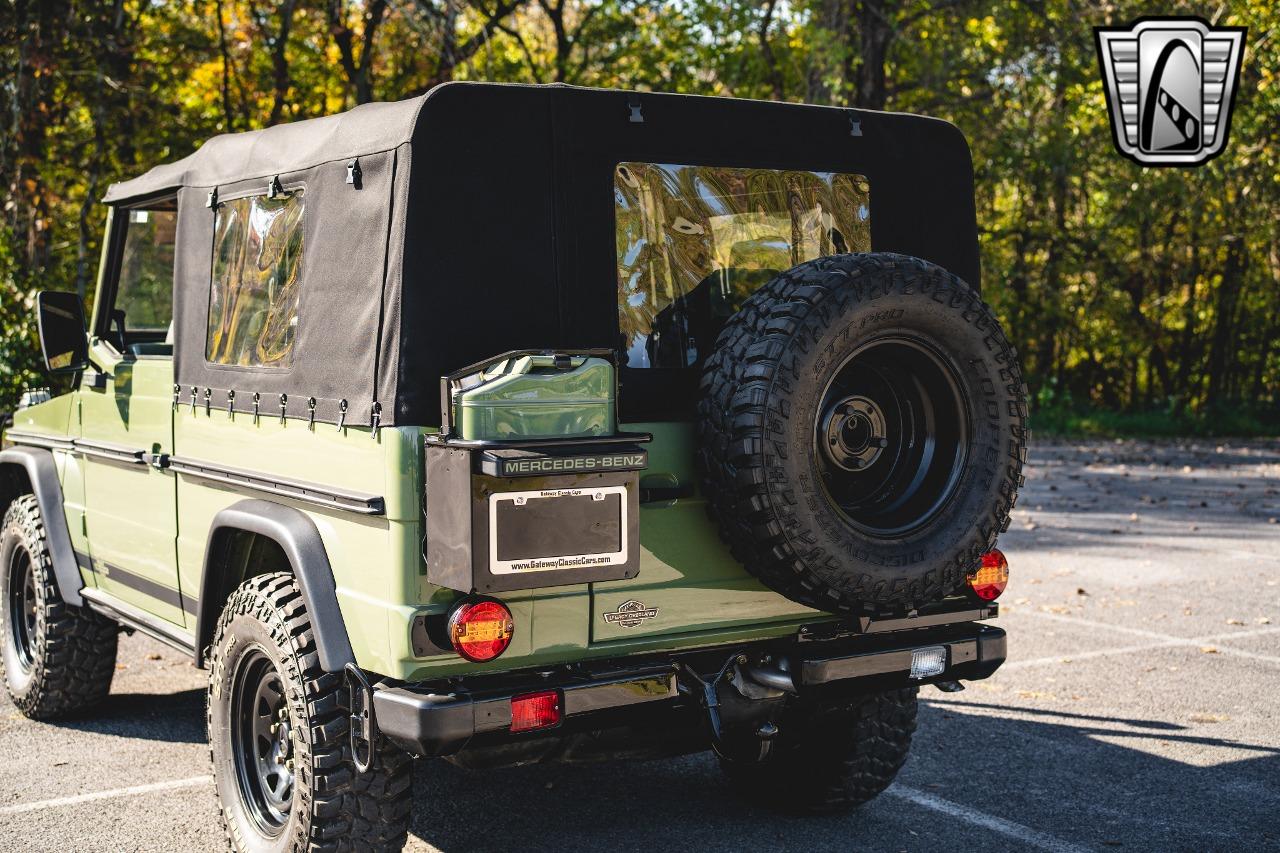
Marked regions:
[207,572,412,852]
[720,687,918,813]
[698,253,1027,613]
[0,494,117,719]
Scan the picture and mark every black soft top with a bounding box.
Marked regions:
[103,82,979,427]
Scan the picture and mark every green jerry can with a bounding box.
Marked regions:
[450,353,617,441]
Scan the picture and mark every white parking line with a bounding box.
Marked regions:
[0,775,212,815]
[1009,612,1280,666]
[887,786,1090,853]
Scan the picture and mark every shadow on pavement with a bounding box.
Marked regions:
[50,688,206,745]
[408,698,1280,853]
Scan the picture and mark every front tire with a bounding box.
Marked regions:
[720,687,918,813]
[0,494,118,719]
[207,573,412,852]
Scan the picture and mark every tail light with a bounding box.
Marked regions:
[967,549,1009,601]
[510,690,561,733]
[447,598,514,662]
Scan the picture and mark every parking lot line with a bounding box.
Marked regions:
[0,776,212,816]
[887,786,1090,853]
[1003,621,1280,669]
[1013,611,1280,664]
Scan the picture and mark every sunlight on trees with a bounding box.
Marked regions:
[1,0,1276,432]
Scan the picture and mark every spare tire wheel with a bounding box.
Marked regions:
[697,253,1028,613]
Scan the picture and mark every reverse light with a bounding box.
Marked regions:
[510,690,562,733]
[967,549,1009,601]
[447,599,514,662]
[910,646,948,679]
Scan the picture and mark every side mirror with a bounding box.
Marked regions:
[36,291,89,375]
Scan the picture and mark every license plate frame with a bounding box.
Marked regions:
[488,485,629,576]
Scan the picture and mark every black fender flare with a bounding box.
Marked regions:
[196,498,355,672]
[0,446,84,606]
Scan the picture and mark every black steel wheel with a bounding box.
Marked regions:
[208,572,413,852]
[230,648,294,836]
[815,336,969,538]
[7,545,37,673]
[0,495,117,719]
[697,253,1028,613]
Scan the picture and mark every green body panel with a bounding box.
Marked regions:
[10,355,820,681]
[452,355,615,440]
[78,341,184,625]
[171,411,418,675]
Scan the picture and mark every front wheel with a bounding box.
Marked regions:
[207,573,413,852]
[720,687,918,813]
[0,495,117,719]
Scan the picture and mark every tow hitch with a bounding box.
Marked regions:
[676,652,796,763]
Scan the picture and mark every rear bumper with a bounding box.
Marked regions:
[373,619,1006,758]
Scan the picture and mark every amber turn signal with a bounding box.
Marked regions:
[966,549,1009,601]
[447,599,514,662]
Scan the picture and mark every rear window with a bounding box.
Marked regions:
[206,191,305,368]
[614,163,870,370]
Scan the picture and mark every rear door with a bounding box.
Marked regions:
[590,422,815,643]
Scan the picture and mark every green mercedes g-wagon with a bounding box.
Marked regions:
[2,82,1025,851]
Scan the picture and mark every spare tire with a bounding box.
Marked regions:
[697,253,1027,614]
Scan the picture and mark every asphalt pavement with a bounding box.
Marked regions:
[1,438,1277,852]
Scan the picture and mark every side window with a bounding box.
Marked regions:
[116,205,178,334]
[206,191,305,368]
[614,163,871,370]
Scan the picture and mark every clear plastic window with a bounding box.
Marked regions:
[116,207,177,332]
[206,191,304,368]
[615,163,871,369]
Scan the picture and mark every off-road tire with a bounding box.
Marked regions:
[697,253,1028,613]
[207,573,412,852]
[720,687,918,813]
[698,271,822,555]
[0,494,117,719]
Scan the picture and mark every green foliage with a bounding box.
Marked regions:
[1,0,1276,432]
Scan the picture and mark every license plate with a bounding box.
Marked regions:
[488,486,629,575]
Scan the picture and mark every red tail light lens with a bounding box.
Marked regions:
[510,690,561,733]
[447,599,514,662]
[967,549,1009,601]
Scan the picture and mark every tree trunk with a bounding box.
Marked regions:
[852,0,893,110]
[268,0,299,125]
[1204,236,1248,408]
[806,0,849,105]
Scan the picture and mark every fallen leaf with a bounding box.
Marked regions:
[1189,713,1229,723]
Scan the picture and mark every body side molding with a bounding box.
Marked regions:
[0,446,84,606]
[195,498,355,672]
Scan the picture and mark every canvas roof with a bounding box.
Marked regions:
[102,96,428,204]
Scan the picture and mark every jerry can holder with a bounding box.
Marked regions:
[425,349,650,595]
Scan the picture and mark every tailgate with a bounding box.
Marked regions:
[591,423,816,643]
